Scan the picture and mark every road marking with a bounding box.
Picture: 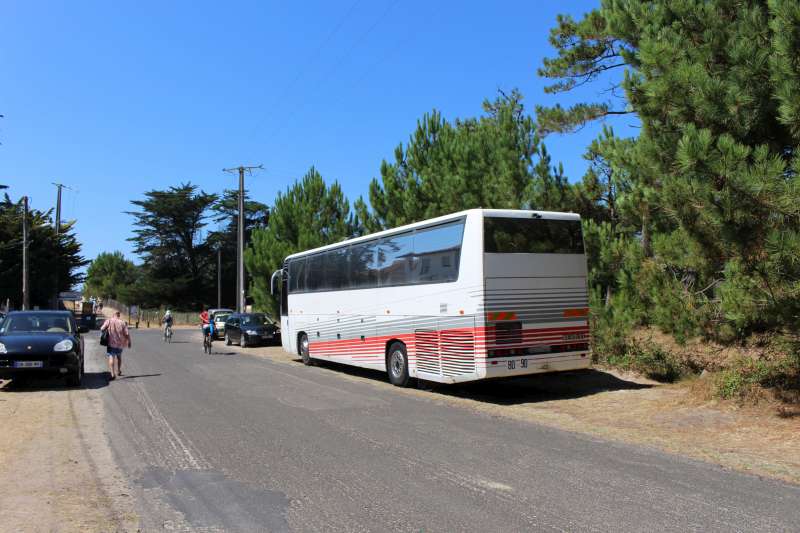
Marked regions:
[130,380,208,470]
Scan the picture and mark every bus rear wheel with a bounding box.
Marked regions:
[299,333,313,366]
[387,342,410,387]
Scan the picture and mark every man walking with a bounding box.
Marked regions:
[100,311,131,380]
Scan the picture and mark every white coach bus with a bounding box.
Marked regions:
[271,209,591,386]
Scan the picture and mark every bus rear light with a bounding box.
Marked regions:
[487,312,518,321]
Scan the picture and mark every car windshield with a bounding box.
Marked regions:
[0,313,73,334]
[214,313,230,323]
[241,314,273,326]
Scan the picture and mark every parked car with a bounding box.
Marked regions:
[212,311,231,340]
[224,313,280,348]
[208,308,234,318]
[0,310,87,386]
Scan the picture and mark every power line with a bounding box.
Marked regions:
[255,0,401,145]
[248,0,365,140]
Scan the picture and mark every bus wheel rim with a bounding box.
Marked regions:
[391,350,404,377]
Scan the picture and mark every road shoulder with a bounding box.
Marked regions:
[0,341,139,532]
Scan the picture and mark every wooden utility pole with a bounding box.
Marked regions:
[22,196,29,310]
[222,164,262,313]
[51,183,72,309]
[217,245,222,309]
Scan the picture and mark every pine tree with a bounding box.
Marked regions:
[245,167,355,315]
[540,0,800,339]
[127,183,218,309]
[0,193,87,308]
[359,90,564,230]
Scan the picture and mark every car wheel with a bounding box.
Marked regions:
[240,335,248,348]
[387,342,410,387]
[225,334,232,346]
[299,333,313,366]
[66,359,83,387]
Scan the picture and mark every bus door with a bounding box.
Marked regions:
[271,266,291,352]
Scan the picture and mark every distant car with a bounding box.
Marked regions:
[212,311,231,340]
[0,310,87,386]
[224,313,280,348]
[208,308,234,319]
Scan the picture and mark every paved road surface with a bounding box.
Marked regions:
[88,329,800,532]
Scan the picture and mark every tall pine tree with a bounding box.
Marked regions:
[245,167,355,314]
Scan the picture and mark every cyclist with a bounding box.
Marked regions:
[162,310,174,341]
[200,308,214,349]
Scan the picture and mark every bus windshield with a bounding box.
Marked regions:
[484,217,583,254]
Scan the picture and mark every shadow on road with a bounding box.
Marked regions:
[1,371,111,392]
[310,359,651,404]
[119,373,163,380]
[432,370,652,405]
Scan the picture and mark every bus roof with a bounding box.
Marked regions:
[284,208,580,261]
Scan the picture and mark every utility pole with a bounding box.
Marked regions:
[222,164,262,313]
[217,245,222,309]
[22,196,29,310]
[51,182,72,308]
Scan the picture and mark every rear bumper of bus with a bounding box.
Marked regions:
[480,352,591,380]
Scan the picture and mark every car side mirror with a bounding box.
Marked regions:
[78,325,89,334]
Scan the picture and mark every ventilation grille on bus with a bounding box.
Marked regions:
[439,329,476,377]
[414,330,441,375]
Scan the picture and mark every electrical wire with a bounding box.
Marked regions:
[247,0,366,140]
[256,0,401,146]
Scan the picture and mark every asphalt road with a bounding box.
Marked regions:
[87,328,800,532]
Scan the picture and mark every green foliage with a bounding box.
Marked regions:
[540,0,800,343]
[713,350,800,402]
[83,251,138,300]
[359,90,569,230]
[0,193,87,308]
[244,167,355,315]
[207,189,269,309]
[126,183,218,309]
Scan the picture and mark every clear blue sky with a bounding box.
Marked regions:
[1,0,634,272]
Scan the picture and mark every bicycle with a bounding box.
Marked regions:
[163,324,173,343]
[203,328,213,354]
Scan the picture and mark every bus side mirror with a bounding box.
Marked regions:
[270,269,282,296]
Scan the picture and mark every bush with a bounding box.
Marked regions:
[713,348,800,403]
[603,340,686,383]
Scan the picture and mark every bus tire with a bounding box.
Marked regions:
[387,341,410,387]
[299,333,313,366]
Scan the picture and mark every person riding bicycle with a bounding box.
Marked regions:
[162,310,174,338]
[200,308,214,342]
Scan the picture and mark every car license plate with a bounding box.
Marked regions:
[14,361,43,368]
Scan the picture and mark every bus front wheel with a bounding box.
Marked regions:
[387,342,410,387]
[299,333,313,366]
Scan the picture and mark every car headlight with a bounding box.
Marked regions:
[0,342,6,354]
[53,339,74,352]
[246,330,258,335]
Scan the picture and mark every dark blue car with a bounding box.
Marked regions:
[0,310,87,386]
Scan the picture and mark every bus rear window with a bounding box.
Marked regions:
[484,217,584,254]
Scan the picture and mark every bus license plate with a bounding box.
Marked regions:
[507,359,529,370]
[14,361,43,368]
